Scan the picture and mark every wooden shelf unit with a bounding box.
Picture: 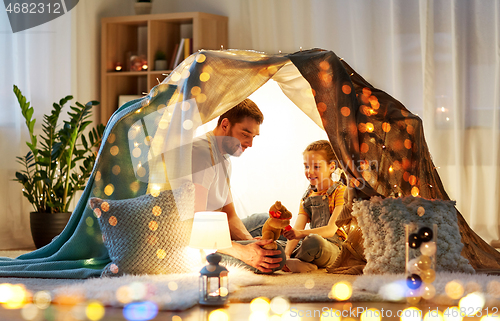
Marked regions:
[100,12,228,123]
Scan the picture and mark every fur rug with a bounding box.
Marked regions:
[52,264,264,310]
[2,250,500,310]
[353,272,500,306]
[0,264,263,311]
[2,268,500,310]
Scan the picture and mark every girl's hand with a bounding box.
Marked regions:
[283,228,304,240]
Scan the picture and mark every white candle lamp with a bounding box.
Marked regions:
[189,212,232,306]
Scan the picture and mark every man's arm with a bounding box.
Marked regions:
[220,198,282,273]
[221,201,253,241]
[217,239,282,273]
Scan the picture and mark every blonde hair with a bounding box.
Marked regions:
[304,140,347,184]
[303,140,336,163]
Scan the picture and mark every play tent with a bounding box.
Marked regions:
[1,48,499,278]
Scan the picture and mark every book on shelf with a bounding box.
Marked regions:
[172,38,193,69]
[184,38,191,59]
[172,38,185,69]
[168,43,179,70]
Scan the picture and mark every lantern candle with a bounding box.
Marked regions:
[189,212,232,306]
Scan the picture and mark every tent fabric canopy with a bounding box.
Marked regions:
[0,48,498,278]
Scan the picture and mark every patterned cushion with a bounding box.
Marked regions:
[88,182,200,277]
[352,196,474,275]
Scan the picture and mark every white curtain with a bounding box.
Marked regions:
[0,10,72,249]
[234,0,500,243]
[0,0,132,250]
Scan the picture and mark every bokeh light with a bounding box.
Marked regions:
[104,184,115,196]
[208,309,229,321]
[487,280,500,298]
[269,296,290,314]
[109,216,118,226]
[21,303,39,320]
[459,292,485,316]
[200,72,210,82]
[250,297,270,313]
[465,281,482,294]
[379,281,406,301]
[304,279,315,289]
[33,290,51,309]
[0,283,28,309]
[320,309,341,321]
[168,281,178,291]
[123,301,158,321]
[110,145,119,156]
[269,315,281,321]
[424,309,444,321]
[149,221,158,231]
[183,119,194,130]
[400,307,423,321]
[445,280,464,300]
[196,53,206,63]
[331,281,352,301]
[249,310,269,321]
[86,301,105,321]
[442,307,463,321]
[129,282,147,301]
[360,308,381,321]
[116,285,133,304]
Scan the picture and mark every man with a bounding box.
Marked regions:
[192,98,285,273]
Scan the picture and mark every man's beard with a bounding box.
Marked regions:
[222,128,243,157]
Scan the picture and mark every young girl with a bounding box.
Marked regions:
[283,140,346,272]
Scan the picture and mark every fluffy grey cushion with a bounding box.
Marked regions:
[88,182,199,277]
[352,196,474,275]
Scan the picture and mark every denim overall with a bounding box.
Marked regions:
[291,183,343,268]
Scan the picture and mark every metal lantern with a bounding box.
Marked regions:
[199,253,229,306]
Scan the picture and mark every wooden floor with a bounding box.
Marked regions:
[1,250,500,320]
[1,301,499,320]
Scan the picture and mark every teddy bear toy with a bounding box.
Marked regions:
[261,201,293,250]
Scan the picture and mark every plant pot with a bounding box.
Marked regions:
[30,212,72,249]
[155,59,167,70]
[134,2,152,15]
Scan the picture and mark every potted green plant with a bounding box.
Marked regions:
[13,85,105,248]
[135,0,152,15]
[154,50,167,70]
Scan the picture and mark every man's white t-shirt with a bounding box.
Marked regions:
[192,132,232,211]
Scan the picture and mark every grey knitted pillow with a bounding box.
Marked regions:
[88,182,199,277]
[352,196,474,275]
